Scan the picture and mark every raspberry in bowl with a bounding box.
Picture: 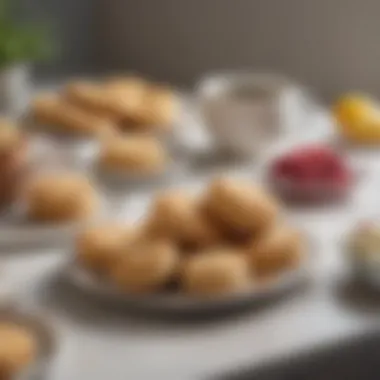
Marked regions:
[268,145,354,203]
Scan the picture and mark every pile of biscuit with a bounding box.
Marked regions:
[30,76,178,177]
[0,119,166,220]
[75,177,303,297]
[31,76,178,136]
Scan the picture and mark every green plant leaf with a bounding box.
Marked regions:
[0,0,55,67]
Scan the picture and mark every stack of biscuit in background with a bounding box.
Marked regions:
[75,177,304,297]
[30,76,179,176]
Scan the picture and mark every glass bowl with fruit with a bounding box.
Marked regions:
[268,145,354,203]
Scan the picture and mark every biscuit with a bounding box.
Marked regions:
[111,238,179,293]
[25,173,99,222]
[76,224,134,274]
[104,76,148,125]
[0,121,28,208]
[181,249,250,296]
[98,135,168,175]
[0,119,22,154]
[145,190,220,249]
[203,177,279,236]
[31,93,62,127]
[129,86,178,131]
[31,93,114,137]
[246,224,303,277]
[64,81,121,121]
[0,323,36,378]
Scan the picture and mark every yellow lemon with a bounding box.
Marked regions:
[333,94,380,143]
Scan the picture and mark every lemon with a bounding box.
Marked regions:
[333,94,380,143]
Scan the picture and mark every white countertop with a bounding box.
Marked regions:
[1,110,380,380]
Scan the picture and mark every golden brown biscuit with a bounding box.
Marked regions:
[31,93,62,127]
[25,173,99,222]
[111,238,179,293]
[105,76,147,98]
[246,225,303,277]
[0,119,22,154]
[105,77,148,131]
[203,177,279,237]
[64,81,121,121]
[76,224,134,274]
[0,323,36,378]
[64,79,147,123]
[0,121,28,209]
[31,93,114,137]
[129,85,178,131]
[98,135,168,175]
[181,249,250,296]
[145,190,220,249]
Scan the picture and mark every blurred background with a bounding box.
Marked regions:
[22,0,380,100]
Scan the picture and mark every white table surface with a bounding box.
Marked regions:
[1,110,380,380]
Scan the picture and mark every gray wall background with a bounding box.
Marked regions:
[19,0,101,77]
[22,0,380,99]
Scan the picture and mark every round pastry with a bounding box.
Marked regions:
[145,190,220,249]
[76,224,133,274]
[31,93,114,137]
[111,238,179,293]
[202,177,279,237]
[246,224,303,277]
[64,81,121,121]
[25,173,99,222]
[104,76,148,128]
[0,322,36,378]
[131,85,178,131]
[0,120,23,154]
[105,76,147,99]
[181,249,250,296]
[30,93,63,127]
[98,135,168,175]
[0,120,29,208]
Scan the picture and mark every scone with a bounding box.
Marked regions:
[25,173,99,222]
[0,120,29,208]
[98,135,168,175]
[130,85,178,131]
[104,76,147,127]
[0,323,36,379]
[181,249,250,296]
[105,76,147,100]
[111,238,179,293]
[246,224,303,277]
[203,177,279,237]
[76,224,133,274]
[31,93,114,137]
[31,93,62,127]
[0,120,24,154]
[64,79,147,122]
[144,190,220,249]
[64,81,121,121]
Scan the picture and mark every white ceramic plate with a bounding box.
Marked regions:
[0,211,92,249]
[0,303,57,380]
[64,247,312,314]
[92,158,188,196]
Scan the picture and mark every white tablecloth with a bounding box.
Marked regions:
[1,109,380,380]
